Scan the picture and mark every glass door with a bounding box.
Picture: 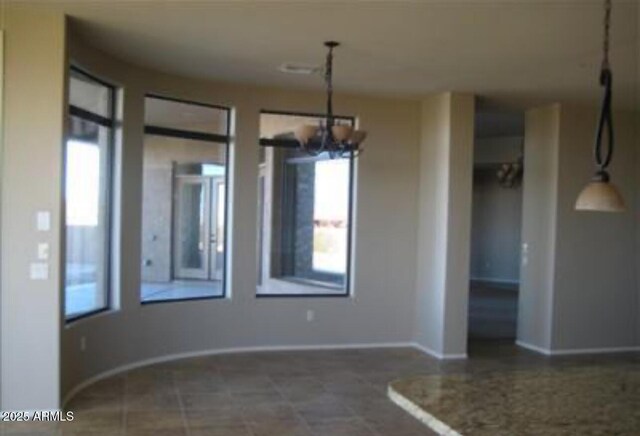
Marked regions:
[209,177,225,281]
[174,176,211,280]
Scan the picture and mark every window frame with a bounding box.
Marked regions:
[257,110,356,298]
[64,65,116,323]
[140,94,232,305]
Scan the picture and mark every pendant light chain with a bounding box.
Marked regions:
[602,0,611,70]
[594,0,614,177]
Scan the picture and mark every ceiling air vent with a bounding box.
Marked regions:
[278,63,321,75]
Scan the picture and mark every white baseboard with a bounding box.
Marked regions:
[470,277,519,287]
[62,341,417,407]
[549,345,640,356]
[64,339,638,408]
[412,342,467,360]
[515,340,552,355]
[516,340,640,356]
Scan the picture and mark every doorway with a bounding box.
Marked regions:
[174,174,225,281]
[468,108,524,343]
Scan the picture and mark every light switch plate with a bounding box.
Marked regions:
[30,262,49,280]
[37,243,50,260]
[36,211,51,232]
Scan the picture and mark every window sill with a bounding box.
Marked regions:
[256,277,348,298]
[140,294,227,306]
[64,307,117,328]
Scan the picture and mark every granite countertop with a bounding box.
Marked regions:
[388,365,640,436]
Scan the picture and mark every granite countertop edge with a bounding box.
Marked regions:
[387,383,463,436]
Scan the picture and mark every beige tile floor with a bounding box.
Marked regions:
[3,340,637,436]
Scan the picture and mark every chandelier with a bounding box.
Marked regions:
[496,158,523,189]
[292,41,367,157]
[574,0,625,212]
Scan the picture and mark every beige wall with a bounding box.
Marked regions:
[636,0,640,352]
[552,105,637,350]
[1,8,66,410]
[61,37,421,399]
[518,103,639,353]
[415,94,450,354]
[517,104,560,350]
[414,92,475,358]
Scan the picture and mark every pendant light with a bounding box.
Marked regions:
[575,0,625,212]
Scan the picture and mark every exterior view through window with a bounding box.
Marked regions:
[257,112,355,296]
[64,67,115,321]
[140,96,230,303]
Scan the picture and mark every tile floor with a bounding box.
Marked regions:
[468,280,518,339]
[3,341,637,435]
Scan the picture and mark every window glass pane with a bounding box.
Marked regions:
[69,69,112,118]
[312,159,349,274]
[145,97,228,136]
[140,96,229,303]
[257,113,354,296]
[64,119,111,319]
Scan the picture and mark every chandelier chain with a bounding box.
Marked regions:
[325,45,334,126]
[287,41,365,158]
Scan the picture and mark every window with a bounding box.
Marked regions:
[64,67,115,321]
[257,112,355,296]
[140,96,230,303]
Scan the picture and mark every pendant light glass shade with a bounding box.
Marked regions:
[575,180,625,212]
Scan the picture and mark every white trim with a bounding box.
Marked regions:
[62,340,637,408]
[388,385,462,436]
[515,340,552,355]
[516,340,640,356]
[0,30,4,414]
[412,342,467,360]
[548,346,640,356]
[62,341,416,407]
[469,276,519,287]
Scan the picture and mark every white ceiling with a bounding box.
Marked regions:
[14,0,640,109]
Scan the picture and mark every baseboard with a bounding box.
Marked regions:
[63,339,638,408]
[549,345,640,356]
[470,277,519,287]
[515,340,552,355]
[62,341,416,407]
[516,340,640,356]
[412,342,467,360]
